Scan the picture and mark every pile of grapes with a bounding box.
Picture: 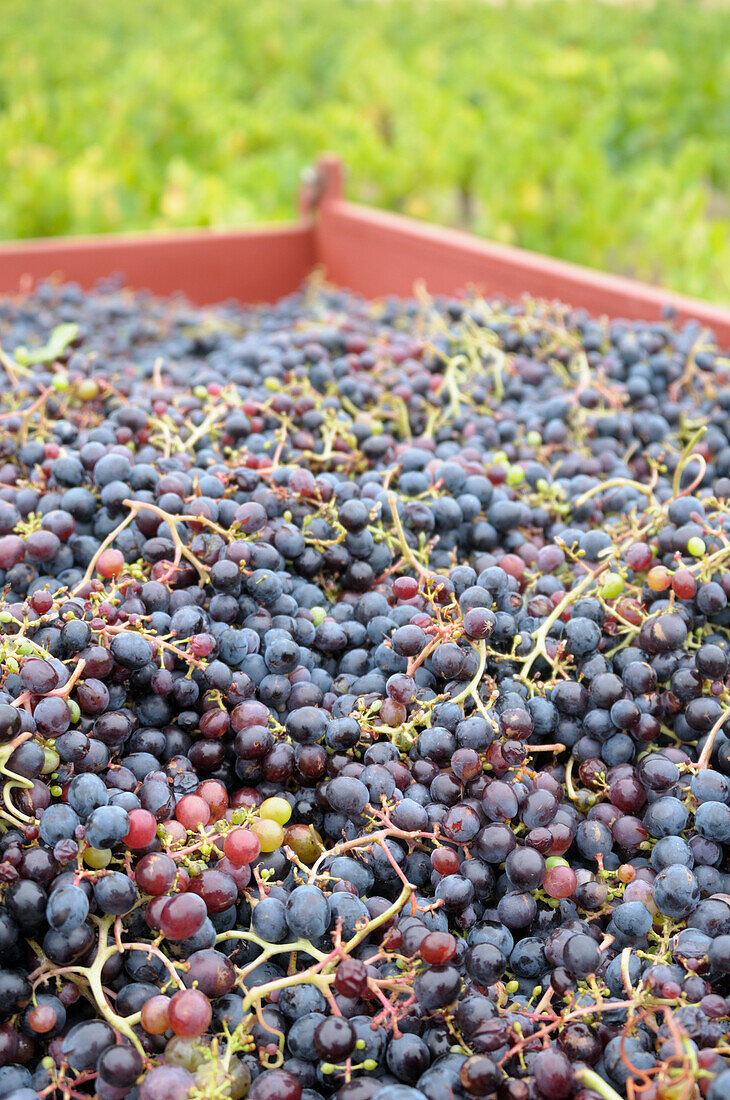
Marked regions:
[1,278,730,1100]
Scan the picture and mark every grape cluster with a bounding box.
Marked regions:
[0,279,730,1100]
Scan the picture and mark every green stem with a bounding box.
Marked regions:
[339,881,413,960]
[520,566,601,681]
[387,492,431,580]
[239,964,335,1015]
[564,756,577,802]
[672,425,706,499]
[87,918,146,1056]
[574,1067,625,1100]
[449,639,487,709]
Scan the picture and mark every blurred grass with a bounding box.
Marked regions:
[1,0,729,301]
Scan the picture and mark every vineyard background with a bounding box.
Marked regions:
[2,0,729,301]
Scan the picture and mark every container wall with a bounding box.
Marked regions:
[0,225,316,305]
[1,153,729,348]
[313,159,730,346]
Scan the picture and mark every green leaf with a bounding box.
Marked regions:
[15,323,80,367]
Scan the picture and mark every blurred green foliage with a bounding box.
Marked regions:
[1,0,729,301]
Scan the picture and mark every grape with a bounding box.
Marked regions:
[160,893,208,941]
[313,1016,356,1060]
[135,852,177,896]
[61,1020,115,1071]
[139,1065,195,1100]
[413,965,461,1009]
[251,896,289,943]
[24,993,65,1037]
[386,1034,430,1083]
[459,1055,499,1096]
[168,988,212,1038]
[562,933,601,979]
[696,801,730,843]
[655,873,699,933]
[97,1045,144,1088]
[326,777,369,816]
[419,932,457,966]
[251,817,285,852]
[465,943,506,986]
[608,904,651,949]
[543,865,577,899]
[141,994,172,1035]
[93,871,137,915]
[38,804,80,847]
[45,883,89,933]
[533,1047,574,1099]
[182,949,235,998]
[505,846,546,891]
[124,808,158,848]
[67,773,109,817]
[285,885,330,939]
[187,868,238,914]
[328,892,369,939]
[84,805,131,849]
[249,1069,302,1100]
[0,704,22,741]
[334,957,368,998]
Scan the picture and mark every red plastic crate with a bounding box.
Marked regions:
[1,154,729,344]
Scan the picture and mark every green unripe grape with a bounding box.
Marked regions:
[545,856,569,869]
[42,748,60,774]
[601,572,625,599]
[68,699,81,723]
[506,465,525,486]
[228,1057,252,1100]
[687,536,706,557]
[84,846,112,868]
[526,430,542,446]
[259,796,292,826]
[77,378,99,401]
[311,607,326,627]
[165,1036,208,1071]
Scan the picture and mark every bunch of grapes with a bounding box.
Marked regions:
[0,280,729,1100]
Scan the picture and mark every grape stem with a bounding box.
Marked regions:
[693,705,730,772]
[449,638,488,711]
[387,491,432,581]
[574,1068,625,1100]
[0,733,35,828]
[31,916,146,1057]
[620,946,635,998]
